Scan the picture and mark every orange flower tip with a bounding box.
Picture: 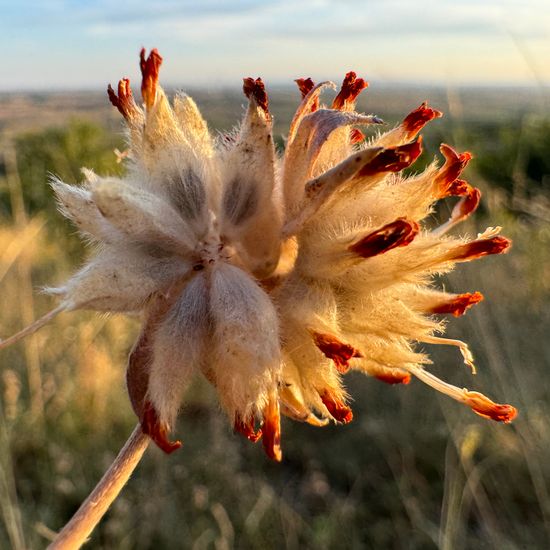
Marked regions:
[446,178,472,197]
[358,139,423,177]
[436,144,473,195]
[320,390,353,424]
[402,102,443,138]
[349,218,419,259]
[107,78,137,120]
[234,414,262,443]
[454,236,512,261]
[311,331,362,373]
[458,187,482,216]
[262,399,282,462]
[431,291,484,317]
[295,77,319,113]
[332,71,368,109]
[295,77,316,98]
[350,128,366,144]
[141,401,182,454]
[440,143,473,163]
[374,372,411,385]
[464,391,518,423]
[140,48,163,108]
[243,77,269,113]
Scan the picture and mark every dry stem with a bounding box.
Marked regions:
[5,145,45,418]
[48,424,150,550]
[0,305,66,351]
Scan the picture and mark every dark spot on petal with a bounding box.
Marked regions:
[222,177,259,226]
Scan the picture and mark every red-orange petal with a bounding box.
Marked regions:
[374,372,411,385]
[350,128,366,144]
[140,48,163,108]
[243,77,269,114]
[446,178,472,197]
[234,414,262,443]
[320,390,353,423]
[454,186,481,219]
[312,332,363,373]
[430,292,484,317]
[333,71,368,110]
[349,218,419,258]
[107,78,139,120]
[262,397,282,462]
[295,77,315,99]
[141,401,182,454]
[463,391,518,423]
[435,144,473,197]
[451,236,511,262]
[402,102,443,139]
[357,138,423,177]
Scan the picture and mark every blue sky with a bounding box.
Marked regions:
[1,0,549,91]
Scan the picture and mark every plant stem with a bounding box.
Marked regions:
[48,424,150,550]
[0,305,66,351]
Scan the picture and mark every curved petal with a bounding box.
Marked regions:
[53,246,191,312]
[209,263,281,431]
[220,78,281,278]
[91,180,198,255]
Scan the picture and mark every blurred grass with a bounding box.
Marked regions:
[0,89,549,549]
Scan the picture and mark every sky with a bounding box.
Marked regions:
[1,0,549,91]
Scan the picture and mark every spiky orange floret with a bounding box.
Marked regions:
[312,332,363,373]
[349,219,419,258]
[243,77,269,113]
[295,77,319,113]
[234,414,262,443]
[402,102,443,138]
[140,48,162,108]
[374,371,411,385]
[358,138,423,177]
[320,390,353,424]
[107,78,140,120]
[332,71,368,109]
[435,144,473,197]
[446,178,472,196]
[456,187,482,217]
[141,401,182,454]
[350,128,365,143]
[463,391,518,423]
[295,77,316,99]
[451,236,512,262]
[431,292,484,317]
[261,397,282,461]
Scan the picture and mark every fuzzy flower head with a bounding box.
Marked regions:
[45,49,516,461]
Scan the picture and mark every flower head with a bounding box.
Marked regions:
[41,49,517,460]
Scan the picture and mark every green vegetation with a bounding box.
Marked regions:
[0,93,549,549]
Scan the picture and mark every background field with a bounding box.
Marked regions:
[0,84,549,549]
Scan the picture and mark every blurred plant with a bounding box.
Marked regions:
[0,121,124,236]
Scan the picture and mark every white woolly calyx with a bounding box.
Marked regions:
[0,51,517,462]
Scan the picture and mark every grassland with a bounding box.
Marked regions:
[0,85,549,549]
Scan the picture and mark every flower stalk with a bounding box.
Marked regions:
[48,425,149,550]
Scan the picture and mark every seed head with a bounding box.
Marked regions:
[46,49,516,460]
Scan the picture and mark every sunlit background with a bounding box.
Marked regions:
[1,1,550,549]
[2,0,550,90]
